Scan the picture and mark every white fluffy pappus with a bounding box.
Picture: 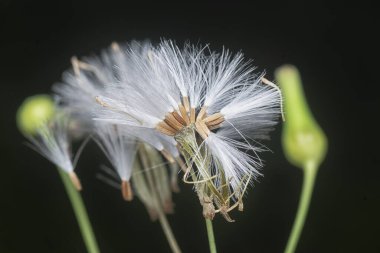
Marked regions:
[93,122,138,201]
[92,41,180,128]
[28,112,83,190]
[93,122,137,182]
[151,40,281,181]
[50,39,282,218]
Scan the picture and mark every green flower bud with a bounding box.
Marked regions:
[16,94,55,136]
[275,65,328,169]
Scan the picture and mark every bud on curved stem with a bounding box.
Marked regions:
[275,65,328,253]
[276,65,327,169]
[17,94,100,253]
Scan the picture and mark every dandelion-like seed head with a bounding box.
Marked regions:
[24,39,281,221]
[87,40,282,221]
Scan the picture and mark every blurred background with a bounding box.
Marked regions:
[0,1,378,252]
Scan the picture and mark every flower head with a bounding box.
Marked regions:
[87,40,282,220]
[22,38,284,220]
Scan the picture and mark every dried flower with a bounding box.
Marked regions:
[84,40,282,220]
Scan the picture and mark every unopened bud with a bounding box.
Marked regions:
[16,94,55,136]
[275,65,328,169]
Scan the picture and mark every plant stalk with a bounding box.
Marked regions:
[138,145,182,253]
[205,218,217,253]
[284,162,317,253]
[157,209,182,253]
[58,169,100,253]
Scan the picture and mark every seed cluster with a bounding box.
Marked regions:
[156,96,225,139]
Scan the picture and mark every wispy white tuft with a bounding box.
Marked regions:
[45,39,282,218]
[93,122,137,181]
[218,75,281,140]
[203,50,257,113]
[205,133,262,192]
[28,114,74,173]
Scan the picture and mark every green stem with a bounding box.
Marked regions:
[284,163,317,253]
[157,209,182,253]
[58,169,100,253]
[138,145,182,253]
[205,218,217,253]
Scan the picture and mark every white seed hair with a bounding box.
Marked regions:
[48,39,281,209]
[28,114,74,173]
[93,122,137,181]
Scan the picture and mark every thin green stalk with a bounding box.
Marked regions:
[157,208,182,253]
[138,145,182,253]
[58,169,100,253]
[284,162,317,253]
[205,218,217,253]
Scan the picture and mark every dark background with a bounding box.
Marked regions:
[1,1,379,253]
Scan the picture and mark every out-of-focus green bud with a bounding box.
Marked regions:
[16,94,55,136]
[275,65,328,169]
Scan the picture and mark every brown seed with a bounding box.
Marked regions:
[121,180,133,201]
[172,111,186,125]
[197,106,208,121]
[165,113,183,130]
[206,116,225,127]
[204,112,223,123]
[156,122,176,136]
[69,171,82,191]
[178,104,190,125]
[190,108,196,123]
[195,121,208,140]
[182,96,190,112]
